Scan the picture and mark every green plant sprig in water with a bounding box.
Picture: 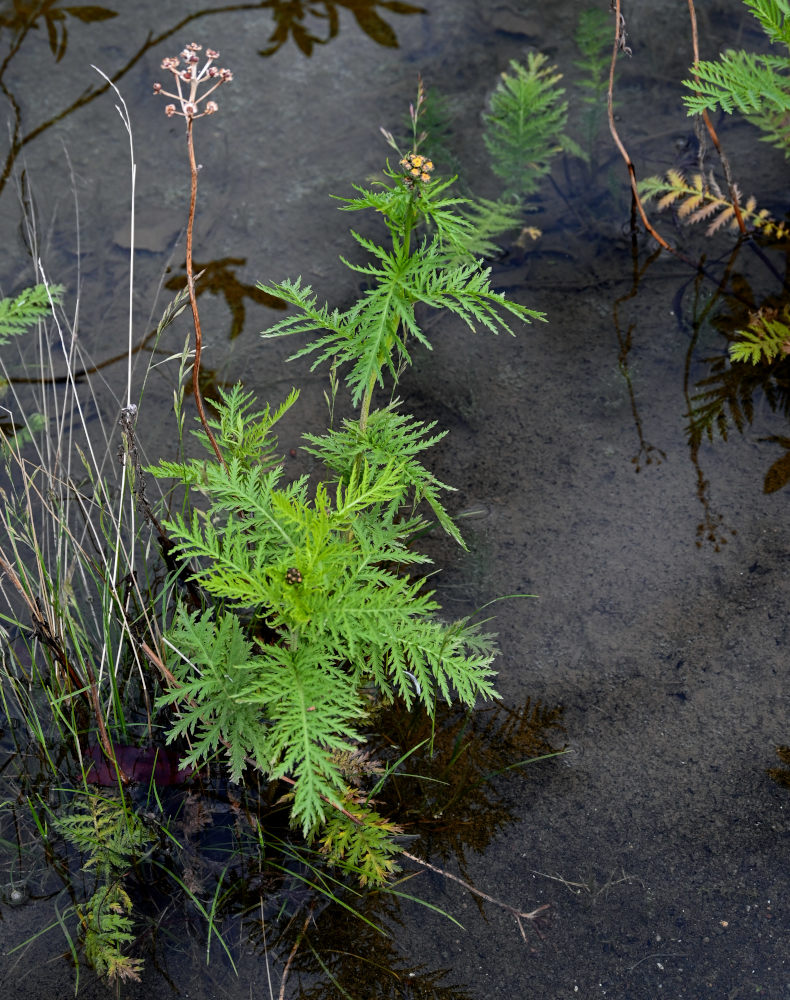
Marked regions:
[152,392,501,858]
[54,794,155,983]
[150,88,543,883]
[681,0,790,157]
[482,51,585,199]
[260,113,544,432]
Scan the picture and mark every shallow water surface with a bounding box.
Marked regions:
[0,1,788,997]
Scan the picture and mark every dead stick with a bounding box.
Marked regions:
[607,0,673,252]
[278,911,311,1000]
[686,0,747,234]
[401,850,550,940]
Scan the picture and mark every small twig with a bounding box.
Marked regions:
[629,951,687,972]
[278,910,311,1000]
[686,0,747,234]
[401,850,551,941]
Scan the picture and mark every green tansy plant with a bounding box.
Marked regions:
[151,82,545,886]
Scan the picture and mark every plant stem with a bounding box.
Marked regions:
[185,116,226,469]
[686,0,747,235]
[356,201,416,437]
[358,370,378,435]
[400,850,551,942]
[607,1,671,253]
[278,910,311,1000]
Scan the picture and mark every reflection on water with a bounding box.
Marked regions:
[612,243,668,473]
[679,242,790,546]
[260,0,426,56]
[164,256,285,340]
[0,2,118,63]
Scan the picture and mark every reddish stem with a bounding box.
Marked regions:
[686,0,747,234]
[185,116,226,469]
[607,0,672,253]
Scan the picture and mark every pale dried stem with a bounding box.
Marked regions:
[278,911,311,1000]
[401,850,551,942]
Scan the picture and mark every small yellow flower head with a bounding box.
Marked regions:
[400,151,434,189]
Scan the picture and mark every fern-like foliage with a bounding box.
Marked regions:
[153,100,539,881]
[482,52,585,198]
[574,9,612,99]
[682,1,790,155]
[55,794,153,983]
[687,347,790,446]
[192,382,300,469]
[151,391,499,842]
[573,8,613,154]
[260,232,541,407]
[0,283,63,344]
[729,305,790,363]
[683,49,790,117]
[55,794,154,882]
[260,110,543,409]
[302,402,462,544]
[638,169,790,239]
[319,792,404,885]
[744,0,790,45]
[454,196,528,258]
[81,882,142,984]
[160,607,365,834]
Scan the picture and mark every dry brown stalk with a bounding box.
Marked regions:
[0,551,127,779]
[278,910,312,1000]
[607,0,672,253]
[686,0,747,234]
[154,43,233,469]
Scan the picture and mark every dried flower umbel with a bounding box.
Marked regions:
[153,43,234,466]
[153,42,233,120]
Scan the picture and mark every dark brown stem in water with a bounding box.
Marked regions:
[185,116,226,469]
[607,0,672,253]
[686,0,747,235]
[607,1,708,274]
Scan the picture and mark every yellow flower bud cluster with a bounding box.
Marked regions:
[400,152,434,185]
